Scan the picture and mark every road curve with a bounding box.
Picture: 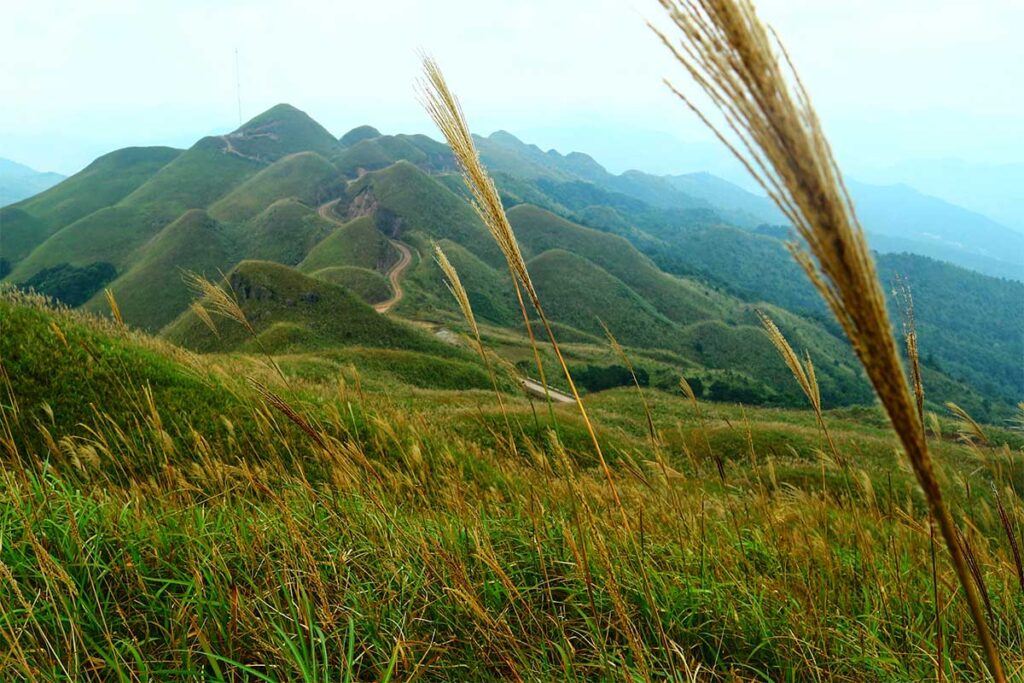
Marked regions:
[374,241,412,313]
[316,199,413,314]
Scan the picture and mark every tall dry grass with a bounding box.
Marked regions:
[652,0,1004,677]
[433,241,518,454]
[418,57,624,512]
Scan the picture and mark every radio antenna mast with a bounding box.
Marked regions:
[234,48,242,126]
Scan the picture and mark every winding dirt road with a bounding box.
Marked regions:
[375,241,412,313]
[316,199,413,314]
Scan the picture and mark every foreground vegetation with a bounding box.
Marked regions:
[3,272,1023,682]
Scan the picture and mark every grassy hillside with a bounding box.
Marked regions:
[0,146,180,265]
[119,139,263,216]
[310,266,392,304]
[334,134,453,178]
[90,209,231,332]
[2,287,1021,681]
[339,124,381,146]
[8,205,167,282]
[528,248,686,354]
[163,260,456,357]
[347,161,504,266]
[509,204,729,325]
[225,103,343,162]
[398,238,518,325]
[209,151,338,223]
[224,198,335,266]
[298,215,397,273]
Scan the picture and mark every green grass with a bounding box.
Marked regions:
[347,161,504,267]
[226,103,343,162]
[508,204,729,326]
[339,124,381,147]
[397,238,518,325]
[333,133,453,178]
[92,209,231,332]
[119,140,263,216]
[8,205,168,281]
[162,260,460,359]
[2,288,1022,681]
[310,266,391,304]
[298,215,397,273]
[209,152,338,223]
[0,146,181,266]
[228,198,336,267]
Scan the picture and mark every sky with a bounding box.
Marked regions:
[2,0,1022,178]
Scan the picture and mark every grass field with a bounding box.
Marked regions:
[2,286,1022,681]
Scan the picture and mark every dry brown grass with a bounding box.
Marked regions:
[652,0,1005,677]
[418,56,624,513]
[758,311,842,469]
[433,241,517,454]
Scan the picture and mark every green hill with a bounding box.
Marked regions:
[298,215,397,272]
[399,238,517,325]
[334,134,454,178]
[8,205,165,282]
[345,161,503,266]
[229,198,335,266]
[119,138,263,216]
[527,248,686,354]
[223,103,343,162]
[209,152,338,223]
[163,260,454,357]
[509,204,728,325]
[310,266,391,304]
[0,147,181,266]
[339,124,381,147]
[91,209,231,332]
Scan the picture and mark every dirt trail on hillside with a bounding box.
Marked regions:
[520,378,574,403]
[219,135,265,163]
[316,199,413,313]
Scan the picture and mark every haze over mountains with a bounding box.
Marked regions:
[2,103,1020,420]
[0,158,65,207]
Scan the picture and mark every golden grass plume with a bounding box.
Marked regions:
[652,1,1004,677]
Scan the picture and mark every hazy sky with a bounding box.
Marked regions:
[3,0,1022,176]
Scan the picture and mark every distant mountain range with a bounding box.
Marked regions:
[858,158,1024,235]
[0,158,65,206]
[2,104,1020,419]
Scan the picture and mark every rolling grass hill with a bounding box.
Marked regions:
[224,103,343,162]
[398,238,518,325]
[4,103,1018,419]
[528,248,686,353]
[227,198,335,266]
[7,205,165,282]
[208,151,338,223]
[334,133,454,178]
[339,124,382,147]
[310,266,391,304]
[89,209,231,332]
[298,215,397,273]
[0,146,181,266]
[508,204,729,325]
[345,161,504,265]
[163,260,456,357]
[118,138,263,216]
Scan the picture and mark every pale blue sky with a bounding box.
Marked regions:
[2,0,1021,177]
